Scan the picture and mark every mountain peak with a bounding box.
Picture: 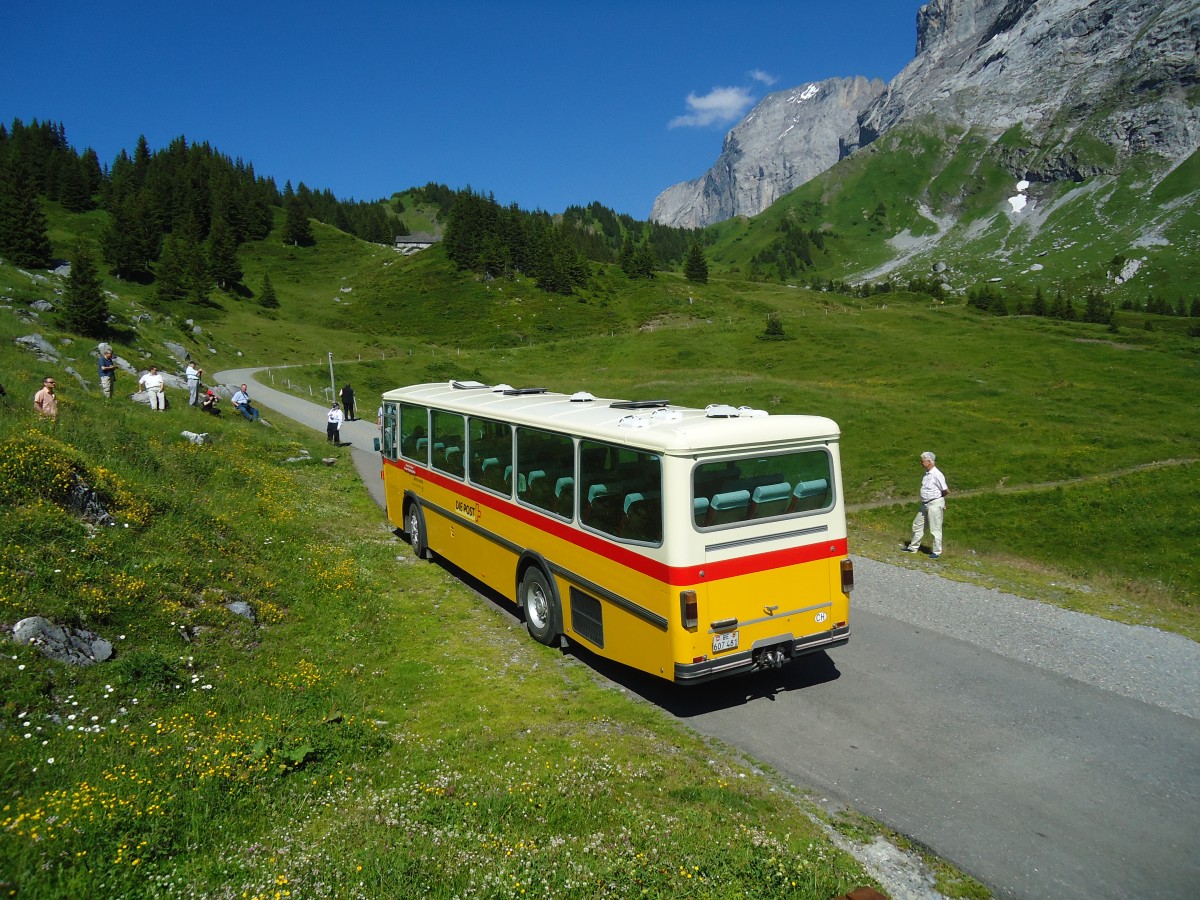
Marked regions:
[652,0,1200,228]
[650,76,885,229]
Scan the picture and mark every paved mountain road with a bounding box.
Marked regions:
[220,367,1200,899]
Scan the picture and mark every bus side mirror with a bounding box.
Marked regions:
[373,437,381,452]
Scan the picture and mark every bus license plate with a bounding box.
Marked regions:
[712,631,739,654]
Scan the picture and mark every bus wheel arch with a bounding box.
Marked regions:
[404,496,430,560]
[517,558,562,646]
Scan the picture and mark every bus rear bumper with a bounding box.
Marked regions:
[673,626,849,685]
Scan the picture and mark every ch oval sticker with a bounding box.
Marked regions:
[815,611,828,624]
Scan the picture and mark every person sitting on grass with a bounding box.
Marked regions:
[201,389,221,416]
[230,384,260,422]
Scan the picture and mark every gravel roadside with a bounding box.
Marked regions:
[852,555,1200,721]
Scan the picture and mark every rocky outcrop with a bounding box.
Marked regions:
[851,0,1200,172]
[651,77,885,229]
[12,617,113,667]
[652,0,1200,226]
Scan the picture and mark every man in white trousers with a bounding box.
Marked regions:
[903,451,949,559]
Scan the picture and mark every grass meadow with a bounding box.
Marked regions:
[273,279,1200,638]
[3,187,1197,897]
[0,359,908,899]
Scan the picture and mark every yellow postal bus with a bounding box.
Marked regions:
[379,381,852,684]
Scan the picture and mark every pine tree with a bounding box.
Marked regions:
[184,234,211,304]
[207,217,242,289]
[684,240,708,284]
[59,242,109,336]
[154,234,188,304]
[258,272,279,308]
[619,235,636,276]
[1031,286,1047,317]
[629,240,656,279]
[59,156,94,212]
[282,194,315,246]
[0,158,54,268]
[101,194,155,280]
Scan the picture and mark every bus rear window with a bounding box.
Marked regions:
[693,450,833,528]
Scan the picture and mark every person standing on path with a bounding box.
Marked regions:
[904,451,949,559]
[139,365,166,410]
[326,402,344,444]
[185,361,204,406]
[98,348,117,399]
[33,377,58,420]
[340,384,355,421]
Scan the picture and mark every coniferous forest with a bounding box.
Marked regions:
[0,118,705,309]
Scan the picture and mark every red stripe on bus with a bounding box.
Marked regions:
[384,457,846,585]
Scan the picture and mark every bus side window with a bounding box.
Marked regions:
[431,410,465,479]
[468,416,512,495]
[581,439,661,544]
[555,476,575,518]
[619,491,662,543]
[516,426,572,517]
[399,404,429,464]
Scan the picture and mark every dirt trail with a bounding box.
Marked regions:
[847,457,1197,512]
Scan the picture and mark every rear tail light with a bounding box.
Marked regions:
[680,590,698,629]
[840,558,854,593]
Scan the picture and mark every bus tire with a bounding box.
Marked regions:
[406,501,430,560]
[520,567,560,646]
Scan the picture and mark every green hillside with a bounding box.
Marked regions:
[3,118,1198,898]
[706,121,1200,311]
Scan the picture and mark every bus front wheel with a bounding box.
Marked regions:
[520,567,560,646]
[406,502,430,560]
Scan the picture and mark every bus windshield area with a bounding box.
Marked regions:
[693,449,833,528]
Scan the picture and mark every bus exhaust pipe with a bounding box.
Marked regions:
[753,646,788,670]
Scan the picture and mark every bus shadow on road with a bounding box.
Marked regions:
[575,646,842,718]
[428,553,841,716]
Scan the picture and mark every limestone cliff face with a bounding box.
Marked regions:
[652,0,1200,227]
[852,0,1200,174]
[650,77,885,229]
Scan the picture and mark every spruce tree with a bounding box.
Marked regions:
[184,235,211,304]
[207,217,242,289]
[59,242,109,336]
[154,234,188,304]
[619,235,636,276]
[1032,286,1047,317]
[0,158,54,268]
[684,240,709,284]
[631,240,657,279]
[258,272,279,308]
[282,194,315,246]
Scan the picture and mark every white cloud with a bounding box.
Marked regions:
[669,86,757,129]
[749,69,778,86]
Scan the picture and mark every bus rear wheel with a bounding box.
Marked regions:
[406,502,430,560]
[520,567,560,646]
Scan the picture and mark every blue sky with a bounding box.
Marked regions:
[3,1,921,218]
